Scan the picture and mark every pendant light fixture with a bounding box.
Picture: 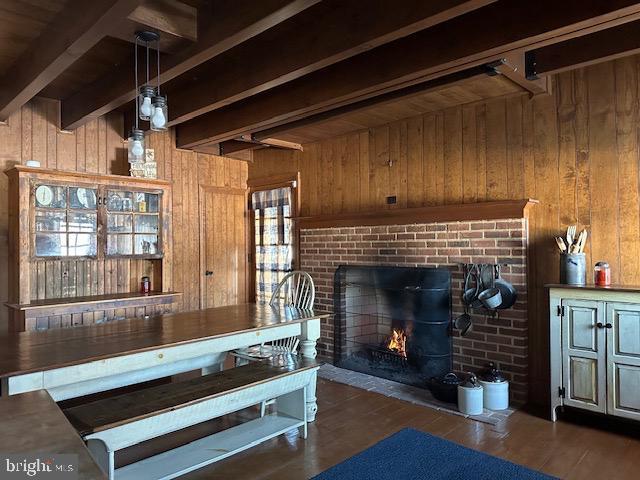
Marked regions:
[129,31,169,162]
[136,31,159,122]
[127,33,151,163]
[150,34,168,131]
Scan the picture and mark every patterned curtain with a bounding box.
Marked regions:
[251,187,293,304]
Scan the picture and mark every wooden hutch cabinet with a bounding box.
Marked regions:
[5,166,180,331]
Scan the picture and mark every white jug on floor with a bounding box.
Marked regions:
[457,373,483,415]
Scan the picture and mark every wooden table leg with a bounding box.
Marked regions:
[300,318,320,422]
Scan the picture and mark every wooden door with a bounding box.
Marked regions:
[199,186,247,309]
[606,302,640,420]
[561,299,606,413]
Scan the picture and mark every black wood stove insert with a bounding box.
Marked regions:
[333,266,451,387]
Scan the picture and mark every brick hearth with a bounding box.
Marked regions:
[299,218,529,404]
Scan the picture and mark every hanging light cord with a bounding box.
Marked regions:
[157,38,161,96]
[146,40,150,88]
[134,35,139,130]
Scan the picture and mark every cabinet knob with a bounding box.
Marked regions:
[205,270,213,276]
[605,323,613,329]
[596,322,604,329]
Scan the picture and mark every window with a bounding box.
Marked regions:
[251,187,293,303]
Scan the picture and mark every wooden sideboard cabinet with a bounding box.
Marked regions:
[549,285,640,422]
[5,166,178,331]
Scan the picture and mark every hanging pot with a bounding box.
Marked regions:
[454,307,472,337]
[478,287,502,309]
[494,265,518,310]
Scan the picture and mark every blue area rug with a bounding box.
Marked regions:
[312,428,557,480]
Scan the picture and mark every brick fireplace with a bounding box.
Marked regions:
[299,216,529,404]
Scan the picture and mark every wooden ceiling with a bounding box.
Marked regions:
[2,0,640,156]
[0,1,68,74]
[261,71,525,144]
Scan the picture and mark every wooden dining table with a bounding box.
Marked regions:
[0,303,329,422]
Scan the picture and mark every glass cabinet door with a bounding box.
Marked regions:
[32,184,162,259]
[33,185,97,258]
[106,189,161,257]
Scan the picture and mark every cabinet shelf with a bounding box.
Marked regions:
[6,292,182,331]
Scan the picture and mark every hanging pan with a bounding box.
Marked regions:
[494,264,517,309]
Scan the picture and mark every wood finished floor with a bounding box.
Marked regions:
[124,378,640,479]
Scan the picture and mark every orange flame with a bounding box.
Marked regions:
[386,328,407,358]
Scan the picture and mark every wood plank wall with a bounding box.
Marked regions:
[0,98,247,331]
[249,55,640,407]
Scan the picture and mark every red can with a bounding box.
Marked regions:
[594,262,611,287]
[141,276,151,294]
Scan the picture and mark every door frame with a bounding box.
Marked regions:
[246,173,301,302]
[198,184,248,310]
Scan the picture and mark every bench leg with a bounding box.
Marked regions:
[276,388,307,439]
[201,352,227,375]
[304,373,318,423]
[86,439,114,480]
[300,320,320,422]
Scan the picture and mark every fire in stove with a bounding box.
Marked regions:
[386,328,407,358]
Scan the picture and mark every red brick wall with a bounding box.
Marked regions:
[300,218,529,404]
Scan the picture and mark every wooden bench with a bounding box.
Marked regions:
[62,357,319,480]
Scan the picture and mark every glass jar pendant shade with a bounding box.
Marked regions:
[138,85,155,121]
[127,129,145,163]
[150,96,168,131]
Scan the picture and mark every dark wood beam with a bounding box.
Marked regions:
[107,0,199,52]
[176,0,640,148]
[128,0,198,41]
[0,0,142,121]
[526,19,640,78]
[165,0,497,125]
[60,0,321,130]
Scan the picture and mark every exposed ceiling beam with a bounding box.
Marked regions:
[251,66,492,141]
[486,55,551,96]
[60,0,321,130]
[0,0,142,121]
[525,19,640,78]
[164,0,497,125]
[176,0,640,148]
[107,0,199,52]
[259,138,304,151]
[218,136,303,155]
[128,0,197,41]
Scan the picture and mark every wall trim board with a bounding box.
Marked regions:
[295,199,538,229]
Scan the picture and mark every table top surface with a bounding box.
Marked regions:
[0,390,106,479]
[0,303,330,379]
[546,284,640,293]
